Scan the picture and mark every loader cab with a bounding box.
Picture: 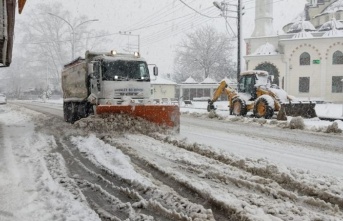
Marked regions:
[238,74,257,100]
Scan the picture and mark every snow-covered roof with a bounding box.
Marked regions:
[183,76,198,84]
[200,77,217,84]
[222,77,237,85]
[318,18,343,31]
[292,31,313,39]
[322,25,343,37]
[287,20,316,33]
[252,42,278,55]
[150,77,177,85]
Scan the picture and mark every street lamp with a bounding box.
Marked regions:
[48,13,98,60]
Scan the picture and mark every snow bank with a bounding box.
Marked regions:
[0,105,100,221]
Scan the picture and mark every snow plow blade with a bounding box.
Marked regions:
[278,102,317,119]
[18,0,27,14]
[96,105,180,131]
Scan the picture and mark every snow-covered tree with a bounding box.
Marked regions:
[173,25,235,83]
[14,2,110,92]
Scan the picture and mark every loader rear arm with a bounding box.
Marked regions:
[209,81,237,104]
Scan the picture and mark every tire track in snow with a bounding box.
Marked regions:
[108,133,343,220]
[103,137,239,221]
[150,133,343,211]
[63,135,216,221]
[54,137,179,221]
[20,109,217,220]
[48,139,134,220]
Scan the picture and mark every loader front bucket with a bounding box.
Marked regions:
[96,104,180,131]
[279,102,317,118]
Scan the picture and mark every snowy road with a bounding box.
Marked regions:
[1,101,343,220]
[180,116,343,178]
[16,100,343,178]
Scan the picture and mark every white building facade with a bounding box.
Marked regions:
[244,0,343,103]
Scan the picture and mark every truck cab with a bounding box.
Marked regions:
[87,51,157,105]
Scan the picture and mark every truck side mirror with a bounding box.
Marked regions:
[153,66,158,76]
[269,75,274,83]
[88,63,94,76]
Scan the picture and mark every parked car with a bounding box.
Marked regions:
[0,94,7,104]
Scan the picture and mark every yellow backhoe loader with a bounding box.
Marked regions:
[207,70,317,120]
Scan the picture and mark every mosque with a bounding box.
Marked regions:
[245,0,343,103]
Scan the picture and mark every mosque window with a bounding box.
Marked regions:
[332,76,343,93]
[299,77,310,93]
[333,50,343,65]
[300,52,311,65]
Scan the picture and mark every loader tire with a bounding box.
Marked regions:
[253,97,274,119]
[230,98,247,116]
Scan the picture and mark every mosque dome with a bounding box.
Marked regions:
[321,0,343,14]
[318,18,343,31]
[321,19,343,37]
[287,20,316,33]
[252,42,278,55]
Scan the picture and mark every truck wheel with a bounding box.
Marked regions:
[77,102,87,119]
[63,102,68,122]
[64,102,78,123]
[63,102,72,123]
[253,97,274,119]
[230,98,247,116]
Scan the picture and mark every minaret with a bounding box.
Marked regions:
[252,0,274,37]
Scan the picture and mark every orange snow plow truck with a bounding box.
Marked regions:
[61,50,180,130]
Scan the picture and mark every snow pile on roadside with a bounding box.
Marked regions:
[182,111,343,134]
[0,105,100,221]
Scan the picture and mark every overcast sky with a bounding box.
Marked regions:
[15,0,307,75]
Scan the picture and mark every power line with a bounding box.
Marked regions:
[123,0,197,32]
[178,0,219,18]
[142,17,215,48]
[141,9,221,47]
[140,7,217,41]
[141,8,219,45]
[126,13,195,33]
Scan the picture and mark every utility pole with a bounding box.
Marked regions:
[237,0,241,80]
[213,0,243,81]
[119,32,140,53]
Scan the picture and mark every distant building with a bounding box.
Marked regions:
[177,76,237,101]
[150,76,177,103]
[245,0,343,103]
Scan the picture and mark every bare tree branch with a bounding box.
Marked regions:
[173,25,236,83]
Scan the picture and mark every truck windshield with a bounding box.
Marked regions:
[101,60,150,81]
